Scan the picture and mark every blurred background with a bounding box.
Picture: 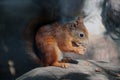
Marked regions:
[0,0,120,80]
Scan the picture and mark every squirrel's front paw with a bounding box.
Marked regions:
[74,46,86,55]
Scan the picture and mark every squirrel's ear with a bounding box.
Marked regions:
[77,16,84,24]
[69,23,76,30]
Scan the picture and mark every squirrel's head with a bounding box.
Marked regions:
[69,17,88,48]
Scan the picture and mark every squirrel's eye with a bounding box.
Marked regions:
[79,32,84,38]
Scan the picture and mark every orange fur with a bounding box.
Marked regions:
[35,17,88,68]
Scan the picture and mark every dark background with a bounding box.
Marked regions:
[0,0,85,79]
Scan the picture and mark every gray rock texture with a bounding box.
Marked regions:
[107,0,120,23]
[17,60,120,80]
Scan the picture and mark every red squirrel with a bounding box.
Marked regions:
[35,17,88,68]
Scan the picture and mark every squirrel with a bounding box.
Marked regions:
[35,17,88,68]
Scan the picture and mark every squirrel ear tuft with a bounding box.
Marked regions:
[77,16,84,23]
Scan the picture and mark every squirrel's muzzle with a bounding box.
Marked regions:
[72,39,88,48]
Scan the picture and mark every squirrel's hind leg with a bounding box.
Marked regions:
[52,61,70,68]
[42,39,69,68]
[50,45,70,68]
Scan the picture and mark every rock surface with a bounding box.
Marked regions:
[17,60,120,80]
[107,0,120,23]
